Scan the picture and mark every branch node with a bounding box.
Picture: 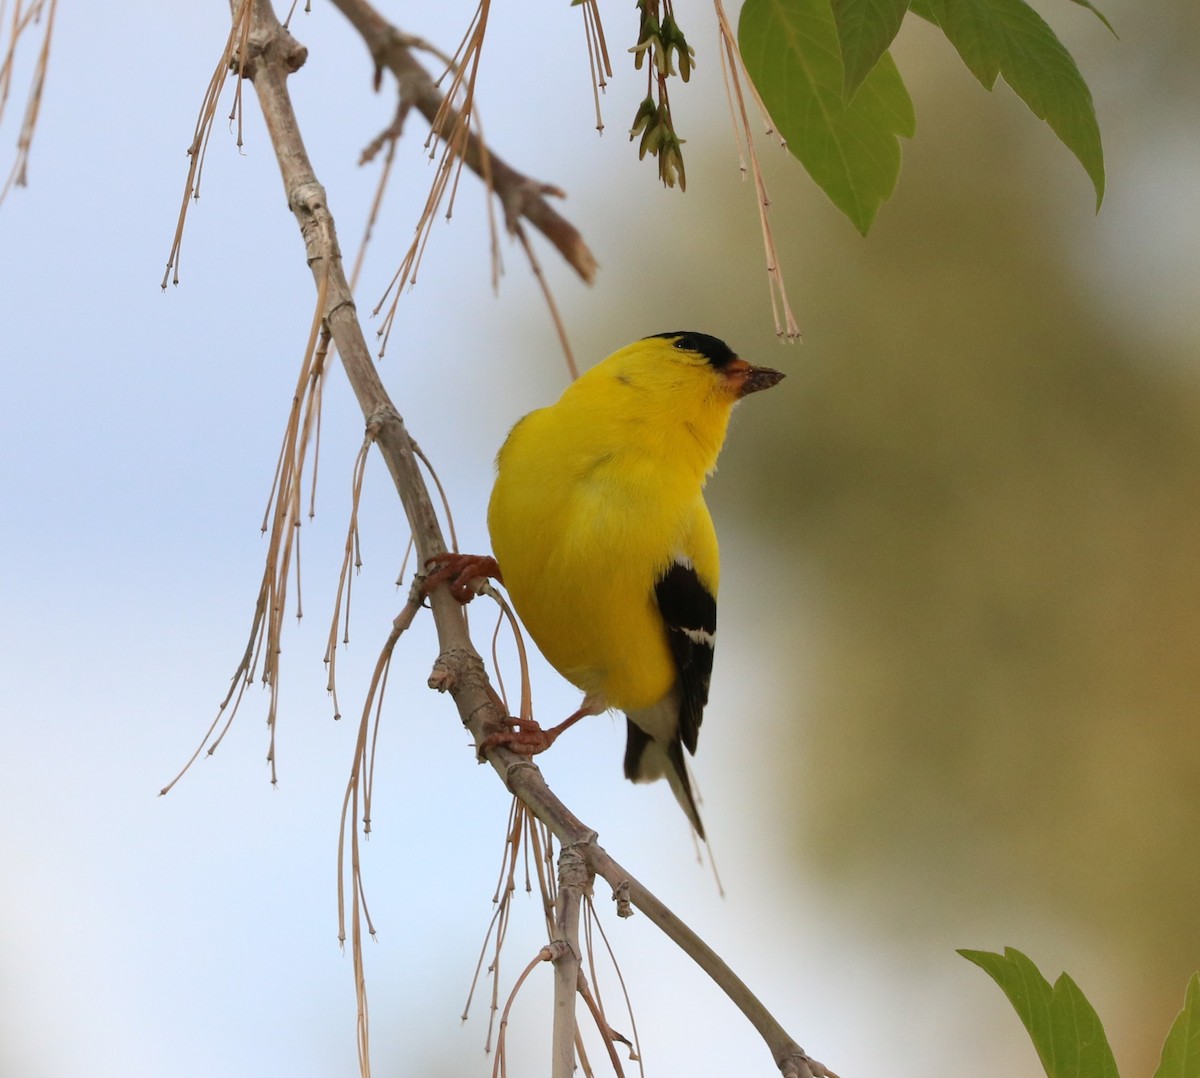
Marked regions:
[427,649,489,700]
[780,1051,841,1078]
[325,296,357,323]
[427,656,454,693]
[280,35,308,73]
[500,757,544,790]
[557,841,591,888]
[363,404,400,436]
[233,17,307,79]
[543,939,574,963]
[611,879,633,919]
[289,178,328,215]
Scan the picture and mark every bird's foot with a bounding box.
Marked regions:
[478,717,559,759]
[478,707,590,760]
[423,553,502,604]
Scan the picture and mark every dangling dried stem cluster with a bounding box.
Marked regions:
[326,0,595,378]
[0,0,57,206]
[372,1,495,355]
[575,0,613,134]
[161,0,259,288]
[464,801,645,1078]
[335,580,423,1078]
[160,266,333,795]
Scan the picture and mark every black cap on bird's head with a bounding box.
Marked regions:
[646,330,785,398]
[647,330,739,368]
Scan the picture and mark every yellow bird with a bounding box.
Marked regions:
[483,332,784,838]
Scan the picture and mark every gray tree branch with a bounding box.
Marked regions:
[225,2,833,1075]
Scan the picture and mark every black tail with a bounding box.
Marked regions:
[624,719,706,839]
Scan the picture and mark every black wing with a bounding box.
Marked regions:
[652,558,717,755]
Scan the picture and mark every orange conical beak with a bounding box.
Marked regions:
[726,358,785,398]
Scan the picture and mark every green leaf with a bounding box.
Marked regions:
[1155,973,1200,1078]
[830,0,912,100]
[960,947,1120,1078]
[910,0,1104,208]
[1065,0,1117,39]
[739,0,915,235]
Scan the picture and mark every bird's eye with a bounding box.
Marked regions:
[673,335,697,352]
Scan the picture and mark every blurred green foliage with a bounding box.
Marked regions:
[743,6,1199,1069]
[737,0,1105,231]
[562,0,1199,1070]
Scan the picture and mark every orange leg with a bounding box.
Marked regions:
[423,553,502,604]
[479,703,596,758]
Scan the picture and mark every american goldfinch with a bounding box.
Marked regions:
[484,332,784,838]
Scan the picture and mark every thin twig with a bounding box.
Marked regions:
[324,431,375,719]
[337,592,421,1077]
[462,799,520,1031]
[493,943,570,1078]
[576,967,628,1077]
[713,0,801,341]
[514,222,579,380]
[577,0,612,134]
[583,895,643,1076]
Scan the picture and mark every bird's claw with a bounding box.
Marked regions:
[477,716,562,760]
[477,704,591,761]
[423,553,502,604]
